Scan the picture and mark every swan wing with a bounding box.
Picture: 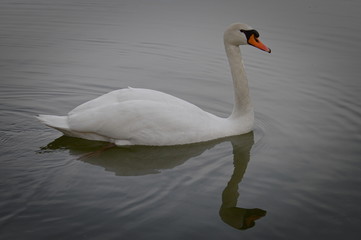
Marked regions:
[68,99,221,146]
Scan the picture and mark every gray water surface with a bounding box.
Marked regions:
[1,0,360,239]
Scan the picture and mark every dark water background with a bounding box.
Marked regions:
[1,0,360,239]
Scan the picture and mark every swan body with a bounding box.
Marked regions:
[37,23,270,146]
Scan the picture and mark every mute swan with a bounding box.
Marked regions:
[37,23,271,146]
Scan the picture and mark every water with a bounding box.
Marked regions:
[1,0,360,239]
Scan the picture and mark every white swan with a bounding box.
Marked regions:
[37,23,270,146]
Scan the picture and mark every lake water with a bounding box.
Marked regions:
[1,0,360,239]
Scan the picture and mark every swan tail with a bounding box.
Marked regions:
[36,114,109,141]
[36,114,70,132]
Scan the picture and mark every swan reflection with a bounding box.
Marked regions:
[40,132,266,229]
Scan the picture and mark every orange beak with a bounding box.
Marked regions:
[248,34,271,53]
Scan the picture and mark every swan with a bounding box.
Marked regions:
[37,23,271,146]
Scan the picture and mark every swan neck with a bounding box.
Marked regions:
[225,44,253,118]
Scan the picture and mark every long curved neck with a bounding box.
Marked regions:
[224,44,253,119]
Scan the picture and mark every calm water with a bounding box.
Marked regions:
[1,0,360,239]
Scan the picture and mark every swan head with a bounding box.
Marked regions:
[224,23,271,53]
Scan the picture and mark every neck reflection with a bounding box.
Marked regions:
[219,133,266,230]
